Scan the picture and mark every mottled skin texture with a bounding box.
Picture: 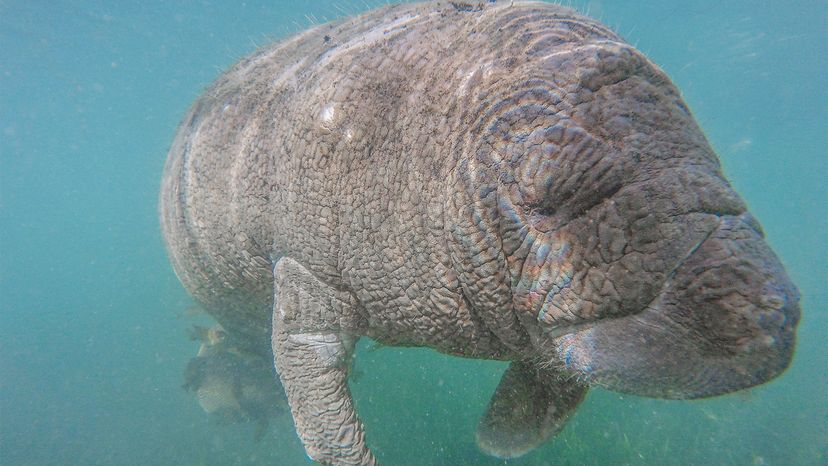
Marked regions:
[160,1,801,463]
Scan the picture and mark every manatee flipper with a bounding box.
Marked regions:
[270,257,375,466]
[476,361,587,458]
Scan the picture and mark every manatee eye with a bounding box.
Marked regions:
[517,137,560,217]
[535,203,557,217]
[542,125,624,221]
[480,83,622,224]
[512,123,602,219]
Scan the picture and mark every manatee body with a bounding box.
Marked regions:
[160,1,800,463]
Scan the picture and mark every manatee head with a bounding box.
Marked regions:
[453,40,800,398]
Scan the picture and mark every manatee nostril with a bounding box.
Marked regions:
[758,278,801,328]
[738,212,764,236]
[759,293,786,312]
[757,308,786,329]
[757,334,777,349]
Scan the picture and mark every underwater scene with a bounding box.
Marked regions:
[1,1,826,465]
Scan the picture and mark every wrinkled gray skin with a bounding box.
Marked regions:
[160,1,800,464]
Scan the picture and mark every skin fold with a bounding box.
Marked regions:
[159,1,800,463]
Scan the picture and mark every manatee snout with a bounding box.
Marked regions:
[555,212,799,399]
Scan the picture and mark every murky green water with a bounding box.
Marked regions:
[2,1,825,464]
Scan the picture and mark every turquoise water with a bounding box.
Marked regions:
[1,1,825,464]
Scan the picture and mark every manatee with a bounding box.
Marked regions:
[159,1,800,463]
[183,324,287,435]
